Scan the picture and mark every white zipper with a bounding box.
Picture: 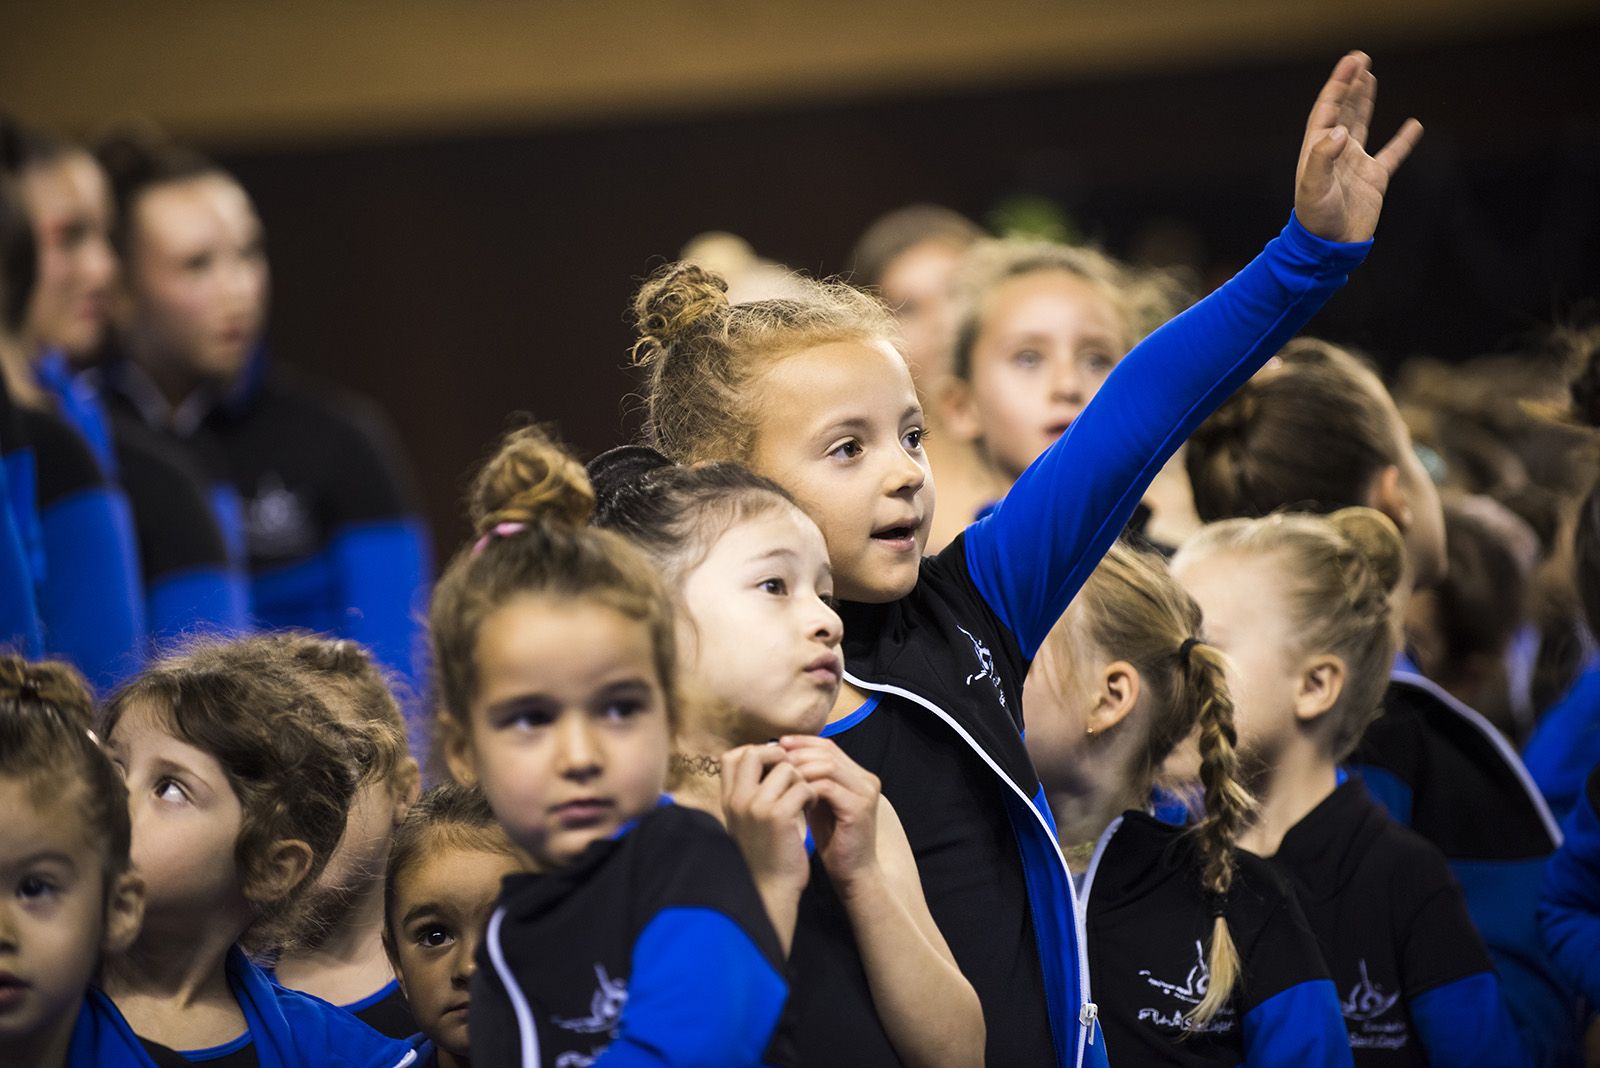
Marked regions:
[1073,816,1119,1049]
[843,670,1095,1068]
[487,905,542,1066]
[1390,670,1563,845]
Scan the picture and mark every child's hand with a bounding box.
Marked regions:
[779,735,884,894]
[721,744,813,900]
[1294,51,1423,244]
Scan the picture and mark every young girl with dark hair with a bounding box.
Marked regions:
[1173,509,1529,1066]
[431,426,792,1067]
[382,783,525,1068]
[0,655,145,1068]
[1024,541,1350,1066]
[625,52,1418,1068]
[587,445,984,1066]
[1184,337,1572,1065]
[93,126,428,687]
[99,640,416,1068]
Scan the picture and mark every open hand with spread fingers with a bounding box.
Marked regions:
[1295,51,1424,243]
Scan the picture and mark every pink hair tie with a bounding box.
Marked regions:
[472,521,528,557]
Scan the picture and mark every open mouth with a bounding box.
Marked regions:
[871,524,917,544]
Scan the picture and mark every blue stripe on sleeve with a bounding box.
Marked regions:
[1539,783,1600,1011]
[1241,979,1352,1068]
[963,214,1371,660]
[37,487,145,692]
[146,567,251,652]
[331,518,430,687]
[1410,972,1530,1068]
[0,455,42,656]
[5,448,45,580]
[603,906,787,1067]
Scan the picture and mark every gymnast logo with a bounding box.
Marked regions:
[1134,941,1234,1034]
[1141,940,1209,1005]
[956,624,1007,709]
[1340,960,1408,1049]
[554,963,628,1036]
[244,473,314,559]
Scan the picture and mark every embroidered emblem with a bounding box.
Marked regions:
[1135,940,1234,1035]
[554,963,628,1035]
[956,624,1007,709]
[244,472,315,559]
[1340,959,1408,1050]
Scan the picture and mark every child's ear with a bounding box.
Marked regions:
[438,713,478,788]
[102,870,146,956]
[391,756,422,825]
[1087,660,1141,735]
[247,839,316,906]
[1293,654,1346,724]
[1366,463,1413,532]
[938,376,983,444]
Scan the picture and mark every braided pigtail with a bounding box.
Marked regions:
[1182,639,1254,1028]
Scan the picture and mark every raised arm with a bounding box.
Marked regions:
[965,52,1422,659]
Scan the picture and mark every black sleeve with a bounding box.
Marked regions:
[1233,857,1336,1012]
[1390,830,1496,997]
[20,406,106,505]
[113,421,230,581]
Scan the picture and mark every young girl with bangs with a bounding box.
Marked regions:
[1172,509,1528,1066]
[1183,337,1571,1065]
[626,52,1419,1068]
[1024,541,1349,1066]
[98,640,416,1068]
[430,427,791,1067]
[587,445,983,1066]
[0,655,145,1068]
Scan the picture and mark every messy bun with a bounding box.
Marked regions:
[1329,506,1407,597]
[629,259,899,464]
[469,424,595,534]
[1188,339,1399,523]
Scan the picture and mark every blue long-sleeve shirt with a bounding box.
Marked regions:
[1539,762,1600,1012]
[1524,658,1600,826]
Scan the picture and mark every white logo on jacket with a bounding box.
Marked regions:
[1135,940,1235,1035]
[554,963,628,1035]
[1341,959,1408,1049]
[956,624,1007,709]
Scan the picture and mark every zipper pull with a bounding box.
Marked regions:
[1080,1001,1099,1044]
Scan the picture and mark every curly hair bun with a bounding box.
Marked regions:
[1328,506,1406,595]
[587,444,672,512]
[469,425,595,535]
[630,262,730,367]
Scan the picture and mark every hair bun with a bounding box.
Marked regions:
[1328,506,1406,595]
[587,445,672,511]
[469,425,595,535]
[630,262,730,367]
[0,655,95,731]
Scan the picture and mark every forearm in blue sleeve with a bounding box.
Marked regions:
[332,518,430,689]
[1539,785,1600,1009]
[37,487,146,692]
[1242,980,1353,1068]
[598,908,788,1068]
[1410,972,1531,1068]
[965,213,1372,659]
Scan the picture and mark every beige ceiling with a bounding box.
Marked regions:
[2,0,1591,147]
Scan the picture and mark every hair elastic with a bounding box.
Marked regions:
[1178,636,1202,663]
[471,521,528,558]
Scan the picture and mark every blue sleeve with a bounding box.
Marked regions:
[3,447,45,582]
[0,455,42,656]
[1411,972,1531,1068]
[146,568,251,650]
[1242,979,1353,1068]
[1523,663,1600,826]
[963,213,1372,658]
[1538,771,1600,1010]
[37,487,146,692]
[331,518,430,689]
[597,907,788,1068]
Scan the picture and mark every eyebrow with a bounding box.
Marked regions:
[401,902,452,928]
[750,547,799,564]
[12,850,78,872]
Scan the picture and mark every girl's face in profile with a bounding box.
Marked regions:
[451,596,671,869]
[18,152,117,358]
[948,270,1130,481]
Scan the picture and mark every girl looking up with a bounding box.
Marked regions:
[1172,509,1528,1067]
[628,51,1419,1068]
[0,655,145,1068]
[1024,541,1350,1066]
[431,426,791,1068]
[588,445,983,1066]
[99,640,415,1067]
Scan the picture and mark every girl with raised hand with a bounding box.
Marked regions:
[1183,337,1571,1065]
[588,446,983,1066]
[627,52,1419,1068]
[0,655,146,1068]
[382,784,526,1068]
[99,639,416,1068]
[1024,541,1350,1066]
[1172,509,1529,1067]
[431,426,791,1068]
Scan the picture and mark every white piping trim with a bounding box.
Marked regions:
[1390,669,1563,846]
[390,1053,419,1067]
[1078,815,1123,918]
[487,905,541,1067]
[843,669,1094,1068]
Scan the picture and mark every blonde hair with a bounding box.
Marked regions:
[1049,540,1251,1027]
[429,426,680,740]
[1177,507,1407,761]
[948,237,1188,380]
[631,262,900,464]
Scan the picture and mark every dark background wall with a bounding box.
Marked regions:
[7,7,1598,555]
